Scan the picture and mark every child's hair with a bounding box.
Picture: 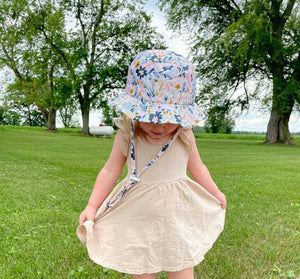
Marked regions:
[134,122,146,140]
[122,114,181,142]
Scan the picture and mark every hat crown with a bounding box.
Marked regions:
[125,50,196,105]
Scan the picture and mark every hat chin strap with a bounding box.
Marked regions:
[106,120,182,208]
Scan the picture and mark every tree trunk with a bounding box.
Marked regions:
[264,1,296,145]
[40,107,56,131]
[265,74,295,145]
[79,83,92,135]
[46,108,57,132]
[81,108,90,135]
[265,108,294,144]
[80,100,90,135]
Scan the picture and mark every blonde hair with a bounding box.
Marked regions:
[122,114,146,140]
[122,114,180,142]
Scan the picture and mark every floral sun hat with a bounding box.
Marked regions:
[109,49,204,128]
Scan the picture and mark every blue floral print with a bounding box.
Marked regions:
[136,66,147,79]
[149,111,163,124]
[146,89,156,99]
[150,55,162,63]
[109,49,204,127]
[175,114,181,124]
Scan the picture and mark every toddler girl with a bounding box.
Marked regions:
[77,49,226,279]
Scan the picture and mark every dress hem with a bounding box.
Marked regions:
[88,254,205,275]
[86,222,225,275]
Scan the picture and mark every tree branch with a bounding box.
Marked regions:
[243,79,249,106]
[253,64,272,79]
[282,0,296,25]
[94,47,110,63]
[230,0,242,14]
[90,82,123,102]
[214,0,242,17]
[90,0,104,66]
[83,0,105,91]
[293,51,300,83]
[270,0,295,31]
[1,44,24,83]
[31,17,72,74]
[76,0,87,61]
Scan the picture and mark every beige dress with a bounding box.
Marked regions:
[77,119,225,275]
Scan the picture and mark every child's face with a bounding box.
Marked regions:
[139,122,180,140]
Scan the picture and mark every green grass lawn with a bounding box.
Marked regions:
[0,126,299,279]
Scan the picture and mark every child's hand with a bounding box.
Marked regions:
[214,191,227,209]
[79,204,98,225]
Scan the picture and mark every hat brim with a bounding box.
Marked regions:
[109,92,204,128]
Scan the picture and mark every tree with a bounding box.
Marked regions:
[58,105,78,128]
[30,0,165,134]
[99,99,119,127]
[0,104,21,125]
[204,105,235,134]
[0,0,70,131]
[160,0,300,144]
[4,82,46,127]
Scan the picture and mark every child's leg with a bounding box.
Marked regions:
[131,273,156,279]
[166,267,194,279]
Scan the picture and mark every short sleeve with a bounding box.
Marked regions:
[113,117,131,156]
[179,129,192,155]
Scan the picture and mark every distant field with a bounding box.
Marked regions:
[0,126,299,279]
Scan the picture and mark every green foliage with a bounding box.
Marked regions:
[0,106,21,125]
[99,99,119,127]
[57,94,78,128]
[22,108,45,127]
[0,93,45,127]
[3,82,46,127]
[0,127,299,278]
[204,104,236,134]
[160,0,300,143]
[0,0,70,130]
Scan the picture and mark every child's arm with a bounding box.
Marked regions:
[79,130,127,224]
[185,129,227,209]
